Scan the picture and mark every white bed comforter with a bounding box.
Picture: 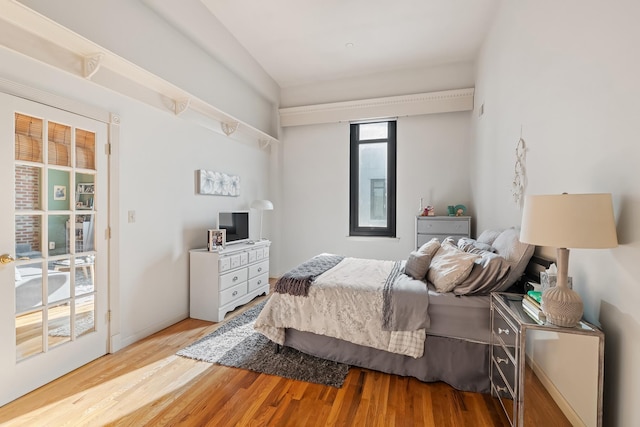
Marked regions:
[254,257,426,358]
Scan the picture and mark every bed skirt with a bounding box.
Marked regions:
[284,328,490,394]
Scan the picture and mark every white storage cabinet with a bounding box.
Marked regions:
[189,240,270,322]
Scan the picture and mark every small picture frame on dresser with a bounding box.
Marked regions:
[207,229,226,251]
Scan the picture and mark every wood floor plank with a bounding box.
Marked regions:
[0,288,572,426]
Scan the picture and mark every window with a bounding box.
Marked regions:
[349,120,396,237]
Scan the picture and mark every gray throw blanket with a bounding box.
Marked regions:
[274,254,345,296]
[381,261,405,330]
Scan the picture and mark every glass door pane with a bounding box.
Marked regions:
[47,121,71,167]
[15,113,43,163]
[75,128,95,170]
[12,113,100,363]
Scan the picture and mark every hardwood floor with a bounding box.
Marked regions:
[0,289,571,426]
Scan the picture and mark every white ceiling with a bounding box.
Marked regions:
[150,0,500,90]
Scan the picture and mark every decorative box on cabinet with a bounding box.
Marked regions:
[415,216,471,249]
[490,292,604,427]
[190,240,270,322]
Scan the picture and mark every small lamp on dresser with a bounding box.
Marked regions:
[519,193,618,327]
[251,199,274,240]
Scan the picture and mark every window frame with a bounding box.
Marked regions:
[349,120,397,237]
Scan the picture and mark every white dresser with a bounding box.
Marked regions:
[189,240,270,322]
[415,216,471,249]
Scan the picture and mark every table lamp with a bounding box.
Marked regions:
[520,193,618,327]
[250,199,274,240]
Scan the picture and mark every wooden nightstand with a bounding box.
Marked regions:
[490,292,604,426]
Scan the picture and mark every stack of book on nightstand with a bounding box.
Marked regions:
[522,291,546,325]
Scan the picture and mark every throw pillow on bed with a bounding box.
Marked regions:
[427,240,479,293]
[491,227,535,290]
[404,251,432,280]
[417,238,441,257]
[477,229,504,246]
[457,237,497,254]
[405,238,441,280]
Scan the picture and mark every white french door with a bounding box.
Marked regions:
[0,92,109,406]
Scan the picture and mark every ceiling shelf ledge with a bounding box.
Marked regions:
[0,0,279,149]
[279,88,475,127]
[82,53,104,79]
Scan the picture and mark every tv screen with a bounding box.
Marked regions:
[218,211,250,244]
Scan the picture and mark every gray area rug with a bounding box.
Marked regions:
[177,301,350,388]
[49,313,95,337]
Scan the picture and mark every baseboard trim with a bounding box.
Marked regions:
[118,312,189,350]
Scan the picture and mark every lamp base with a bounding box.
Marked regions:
[541,286,583,327]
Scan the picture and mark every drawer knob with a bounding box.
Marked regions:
[257,280,262,285]
[496,386,508,394]
[258,267,262,272]
[232,290,238,297]
[233,276,238,282]
[498,328,510,335]
[496,357,509,365]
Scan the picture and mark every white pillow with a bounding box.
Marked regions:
[477,229,504,246]
[427,240,479,293]
[492,227,534,288]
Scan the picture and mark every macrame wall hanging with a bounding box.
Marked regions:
[512,129,527,208]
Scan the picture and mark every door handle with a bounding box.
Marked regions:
[0,254,15,264]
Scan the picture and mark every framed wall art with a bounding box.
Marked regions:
[197,170,240,196]
[53,185,67,201]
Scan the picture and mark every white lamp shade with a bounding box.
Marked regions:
[520,193,618,249]
[250,199,274,210]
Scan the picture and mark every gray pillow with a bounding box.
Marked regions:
[458,238,497,254]
[453,251,512,295]
[404,251,432,280]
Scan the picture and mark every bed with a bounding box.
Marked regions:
[254,227,535,393]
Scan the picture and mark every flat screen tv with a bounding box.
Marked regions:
[218,211,250,245]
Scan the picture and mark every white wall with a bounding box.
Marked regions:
[473,1,640,425]
[115,103,271,347]
[0,44,271,348]
[276,112,472,275]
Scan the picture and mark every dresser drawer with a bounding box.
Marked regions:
[219,257,231,272]
[493,305,518,359]
[220,281,247,306]
[230,254,242,269]
[491,363,515,425]
[417,234,451,246]
[248,273,269,292]
[492,344,516,394]
[239,252,249,266]
[491,359,515,399]
[220,268,248,291]
[417,218,470,235]
[249,260,269,279]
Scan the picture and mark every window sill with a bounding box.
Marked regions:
[346,236,401,242]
